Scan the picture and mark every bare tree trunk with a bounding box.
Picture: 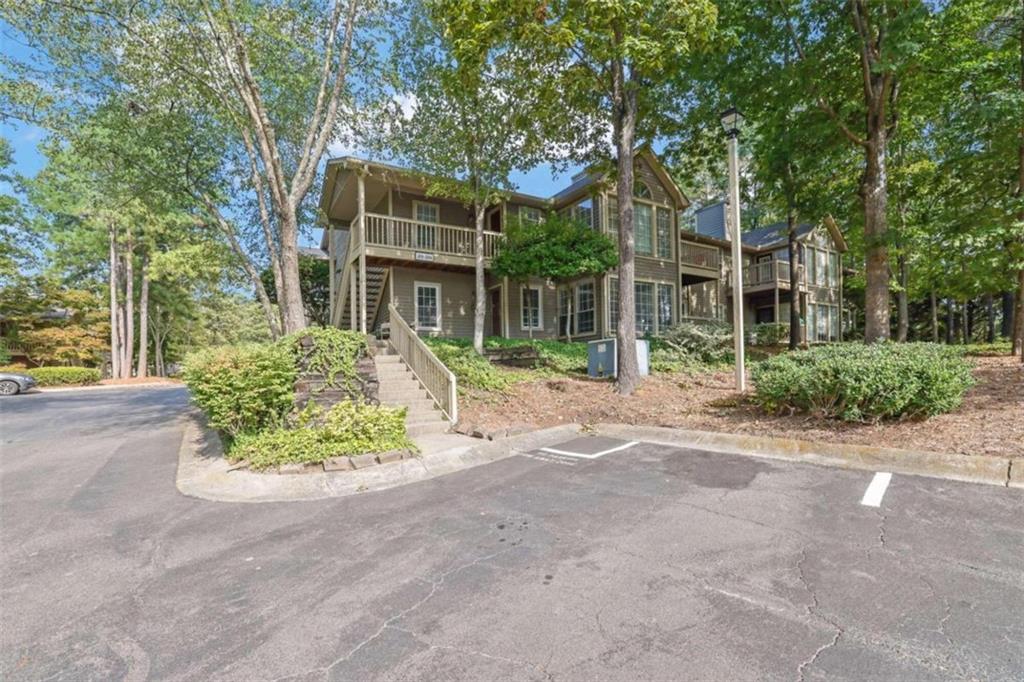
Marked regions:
[136,256,149,378]
[896,253,909,342]
[612,58,640,395]
[946,299,955,344]
[108,224,120,380]
[472,203,486,355]
[278,215,307,334]
[1002,291,1015,338]
[122,234,134,378]
[930,290,939,343]
[862,130,891,343]
[961,299,969,345]
[984,293,996,343]
[788,213,801,351]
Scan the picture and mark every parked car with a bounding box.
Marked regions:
[0,372,36,396]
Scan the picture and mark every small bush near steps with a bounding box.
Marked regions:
[231,401,415,471]
[752,343,975,422]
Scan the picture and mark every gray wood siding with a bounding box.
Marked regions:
[390,266,476,338]
[505,277,559,339]
[388,190,472,227]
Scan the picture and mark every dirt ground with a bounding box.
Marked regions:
[457,355,1024,458]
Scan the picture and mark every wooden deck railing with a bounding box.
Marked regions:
[364,213,500,260]
[679,241,721,270]
[743,261,804,286]
[387,303,457,424]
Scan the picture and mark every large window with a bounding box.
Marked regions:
[576,282,595,334]
[656,207,672,259]
[570,198,597,229]
[634,181,652,199]
[414,282,441,330]
[635,204,654,256]
[635,282,655,334]
[606,197,619,234]
[558,287,572,336]
[815,249,827,287]
[413,200,439,250]
[828,252,839,287]
[657,283,674,329]
[520,206,543,225]
[521,286,542,330]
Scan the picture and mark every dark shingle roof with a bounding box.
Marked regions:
[298,246,329,260]
[740,222,814,249]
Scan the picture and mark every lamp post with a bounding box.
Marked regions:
[720,107,746,392]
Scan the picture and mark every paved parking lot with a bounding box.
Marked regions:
[2,386,1023,680]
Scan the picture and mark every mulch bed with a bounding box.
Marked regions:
[457,355,1024,459]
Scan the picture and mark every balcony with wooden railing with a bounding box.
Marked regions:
[352,212,502,269]
[679,240,721,273]
[725,260,806,292]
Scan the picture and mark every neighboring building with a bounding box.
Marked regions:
[318,150,846,344]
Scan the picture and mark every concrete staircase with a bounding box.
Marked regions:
[373,341,450,438]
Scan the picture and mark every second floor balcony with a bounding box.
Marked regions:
[351,212,502,268]
[726,260,807,292]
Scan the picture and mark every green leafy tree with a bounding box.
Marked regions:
[491,214,619,340]
[503,0,717,393]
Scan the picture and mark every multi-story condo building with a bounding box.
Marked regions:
[318,149,847,345]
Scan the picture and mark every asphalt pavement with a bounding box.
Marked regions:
[2,386,1022,680]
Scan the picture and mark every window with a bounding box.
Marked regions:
[657,283,674,329]
[571,198,597,229]
[414,282,440,330]
[816,304,829,341]
[521,286,542,330]
[609,278,619,331]
[828,252,839,288]
[805,247,816,285]
[634,181,652,199]
[656,207,672,259]
[816,249,827,287]
[412,200,439,250]
[806,304,816,342]
[576,282,595,334]
[520,206,543,225]
[607,197,619,234]
[558,287,572,335]
[635,282,655,334]
[635,203,653,256]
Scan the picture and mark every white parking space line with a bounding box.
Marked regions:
[539,441,639,460]
[860,472,893,507]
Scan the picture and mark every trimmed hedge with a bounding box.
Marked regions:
[232,401,413,470]
[752,343,975,422]
[0,366,101,386]
[182,344,297,437]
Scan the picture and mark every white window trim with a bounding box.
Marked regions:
[414,281,441,331]
[412,200,440,224]
[574,278,596,335]
[607,275,676,336]
[520,284,544,331]
[521,206,543,225]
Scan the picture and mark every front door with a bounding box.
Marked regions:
[490,288,502,336]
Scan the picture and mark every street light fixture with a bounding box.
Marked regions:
[720,107,746,392]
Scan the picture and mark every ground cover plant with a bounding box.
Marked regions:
[752,342,975,422]
[231,401,414,471]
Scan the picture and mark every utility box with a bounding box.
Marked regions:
[587,338,649,378]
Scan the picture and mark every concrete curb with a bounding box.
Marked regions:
[593,423,1019,488]
[175,412,583,503]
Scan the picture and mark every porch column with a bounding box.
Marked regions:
[350,267,357,331]
[327,225,335,326]
[357,170,367,334]
[773,285,780,325]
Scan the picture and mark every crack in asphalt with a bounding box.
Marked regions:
[292,544,520,680]
[795,548,844,682]
[389,625,555,681]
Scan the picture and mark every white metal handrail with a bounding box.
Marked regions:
[386,303,457,424]
[364,213,500,259]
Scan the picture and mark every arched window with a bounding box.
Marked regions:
[633,181,652,200]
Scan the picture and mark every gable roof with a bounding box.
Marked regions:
[550,147,689,210]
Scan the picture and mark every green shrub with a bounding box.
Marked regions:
[0,341,11,365]
[963,341,1012,357]
[753,323,788,346]
[232,401,414,470]
[281,326,367,391]
[482,337,589,374]
[423,337,519,391]
[752,343,975,422]
[650,321,734,368]
[182,344,297,437]
[7,366,102,386]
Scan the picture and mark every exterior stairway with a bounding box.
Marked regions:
[340,265,388,331]
[372,341,450,438]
